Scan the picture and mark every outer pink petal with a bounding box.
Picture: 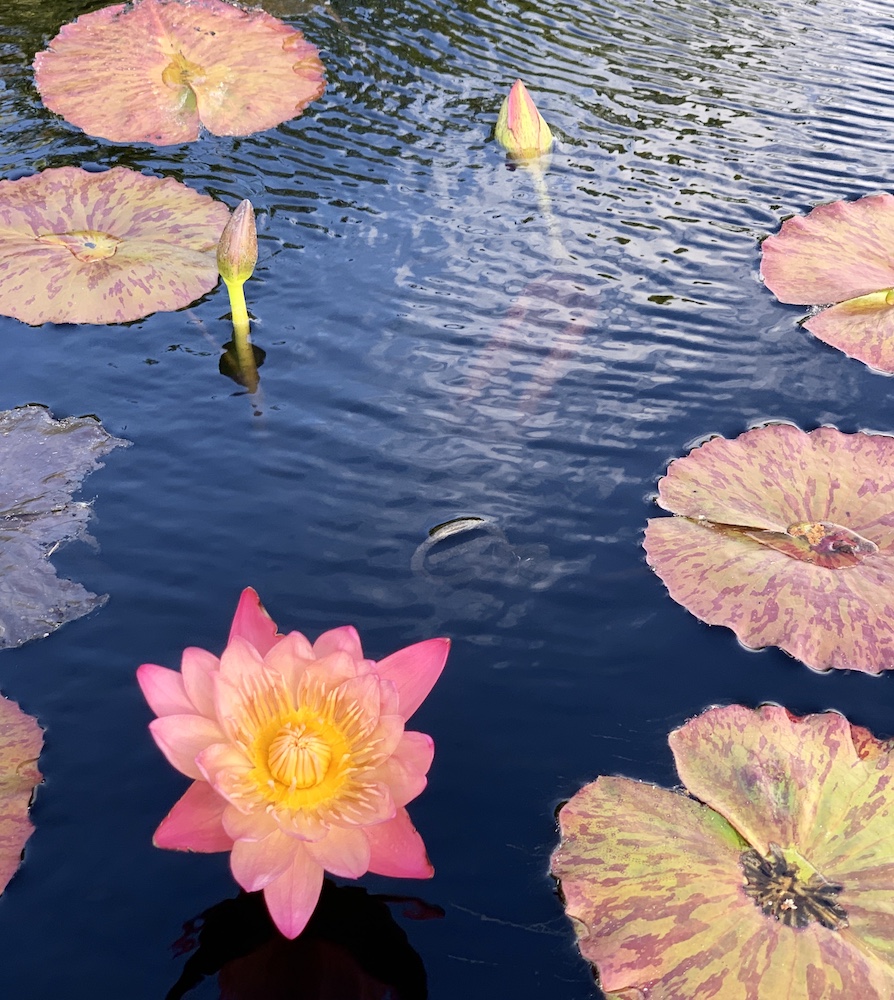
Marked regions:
[263,846,325,939]
[137,663,193,717]
[230,829,298,892]
[153,780,232,853]
[365,808,433,879]
[228,587,282,656]
[149,715,226,780]
[305,824,371,878]
[180,646,219,718]
[312,625,364,661]
[375,638,450,719]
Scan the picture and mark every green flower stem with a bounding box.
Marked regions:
[224,277,250,339]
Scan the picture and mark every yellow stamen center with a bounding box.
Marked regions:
[267,723,332,789]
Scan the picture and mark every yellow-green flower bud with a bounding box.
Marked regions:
[495,79,553,160]
[217,199,257,284]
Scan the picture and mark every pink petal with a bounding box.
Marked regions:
[305,824,371,878]
[263,632,315,690]
[365,808,434,879]
[393,730,435,776]
[153,780,232,853]
[370,712,406,760]
[222,802,278,842]
[136,663,193,717]
[375,638,450,720]
[304,650,363,690]
[228,587,282,656]
[374,731,434,807]
[230,828,297,892]
[312,625,364,660]
[218,634,266,687]
[263,846,325,939]
[195,741,250,789]
[180,646,219,718]
[149,715,226,780]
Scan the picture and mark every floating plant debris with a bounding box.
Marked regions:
[0,693,42,895]
[551,705,894,999]
[0,405,128,647]
[0,166,230,325]
[761,194,894,372]
[643,423,894,673]
[34,0,326,145]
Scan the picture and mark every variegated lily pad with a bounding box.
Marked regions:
[0,404,128,647]
[551,705,894,999]
[0,166,230,325]
[0,692,42,895]
[33,0,326,146]
[643,423,894,673]
[761,194,894,372]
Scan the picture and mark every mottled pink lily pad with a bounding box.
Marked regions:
[643,423,894,673]
[761,194,894,372]
[33,0,326,145]
[0,693,42,896]
[552,705,894,999]
[0,166,230,325]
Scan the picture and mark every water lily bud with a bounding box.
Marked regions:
[495,79,553,160]
[217,199,257,284]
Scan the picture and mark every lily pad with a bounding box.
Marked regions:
[551,704,894,999]
[643,423,894,673]
[761,194,894,372]
[33,0,326,146]
[0,692,42,896]
[0,166,230,325]
[0,404,129,648]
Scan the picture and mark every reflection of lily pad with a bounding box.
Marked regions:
[761,195,894,372]
[643,423,894,673]
[0,693,42,896]
[33,0,326,146]
[0,166,230,325]
[551,704,894,999]
[0,405,129,648]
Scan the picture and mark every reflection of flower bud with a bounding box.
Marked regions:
[217,199,257,284]
[495,79,553,160]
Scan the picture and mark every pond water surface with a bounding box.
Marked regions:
[2,0,894,996]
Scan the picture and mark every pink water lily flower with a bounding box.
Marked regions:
[137,588,449,938]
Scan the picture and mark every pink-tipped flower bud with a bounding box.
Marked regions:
[217,199,257,284]
[495,79,553,160]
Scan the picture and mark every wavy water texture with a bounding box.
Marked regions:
[2,0,894,998]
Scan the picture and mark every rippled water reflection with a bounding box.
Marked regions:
[2,0,894,996]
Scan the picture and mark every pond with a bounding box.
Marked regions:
[1,0,894,996]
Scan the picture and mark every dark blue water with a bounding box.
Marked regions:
[1,0,894,996]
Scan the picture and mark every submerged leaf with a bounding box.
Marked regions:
[33,0,326,145]
[551,705,894,999]
[0,405,128,648]
[0,166,230,325]
[643,423,894,673]
[761,194,894,371]
[0,693,42,895]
